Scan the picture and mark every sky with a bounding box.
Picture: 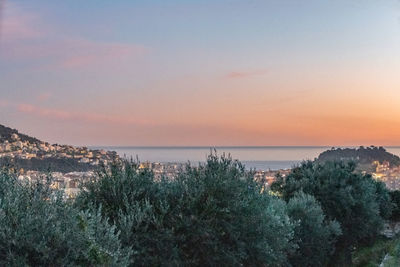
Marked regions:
[1,0,400,146]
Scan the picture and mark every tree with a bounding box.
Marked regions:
[272,160,390,265]
[0,169,131,266]
[76,154,295,266]
[390,190,400,220]
[373,179,393,221]
[287,192,341,267]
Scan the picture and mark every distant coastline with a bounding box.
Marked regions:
[89,146,400,171]
[92,146,333,149]
[91,146,400,150]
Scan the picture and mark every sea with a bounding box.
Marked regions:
[90,146,400,171]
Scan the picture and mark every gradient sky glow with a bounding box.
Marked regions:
[1,0,400,146]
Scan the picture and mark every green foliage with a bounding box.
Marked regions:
[1,150,393,266]
[374,180,393,220]
[287,192,341,267]
[383,239,400,266]
[0,170,131,266]
[390,190,400,221]
[76,154,295,266]
[0,156,95,173]
[351,233,400,267]
[272,160,391,264]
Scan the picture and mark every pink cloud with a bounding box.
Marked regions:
[16,103,152,126]
[2,36,148,69]
[0,2,148,70]
[225,70,268,79]
[1,1,43,42]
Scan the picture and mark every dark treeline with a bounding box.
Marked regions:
[0,157,95,173]
[0,154,398,266]
[0,124,41,144]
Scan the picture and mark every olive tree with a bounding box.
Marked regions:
[287,192,341,266]
[272,160,391,264]
[77,155,295,266]
[0,170,131,266]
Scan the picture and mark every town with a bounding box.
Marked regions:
[372,160,400,190]
[0,132,118,167]
[2,131,400,197]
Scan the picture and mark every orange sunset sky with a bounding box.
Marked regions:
[1,0,400,146]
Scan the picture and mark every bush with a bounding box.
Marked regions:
[76,154,295,266]
[0,170,131,266]
[373,179,393,221]
[287,192,341,267]
[390,190,400,220]
[272,160,391,265]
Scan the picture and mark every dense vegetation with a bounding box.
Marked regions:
[0,124,40,144]
[0,157,95,173]
[0,169,130,266]
[271,160,393,265]
[318,146,400,167]
[352,235,400,267]
[389,190,400,221]
[76,155,295,266]
[286,192,341,266]
[0,154,397,266]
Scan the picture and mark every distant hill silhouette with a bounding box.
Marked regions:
[0,124,41,144]
[317,146,400,167]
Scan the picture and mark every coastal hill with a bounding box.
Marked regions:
[317,146,400,167]
[0,124,119,173]
[0,124,40,144]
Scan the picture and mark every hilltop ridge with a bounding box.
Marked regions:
[0,124,119,173]
[0,124,41,144]
[317,146,400,167]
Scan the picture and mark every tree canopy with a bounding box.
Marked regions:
[0,155,395,266]
[287,192,341,266]
[76,155,295,266]
[271,160,392,264]
[0,169,131,266]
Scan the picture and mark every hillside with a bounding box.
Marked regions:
[0,124,118,173]
[317,146,400,167]
[0,124,41,144]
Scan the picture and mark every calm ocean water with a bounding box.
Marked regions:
[90,146,400,171]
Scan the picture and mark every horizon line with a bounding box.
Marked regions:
[87,145,400,149]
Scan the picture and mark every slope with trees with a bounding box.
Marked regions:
[0,124,41,144]
[318,146,400,167]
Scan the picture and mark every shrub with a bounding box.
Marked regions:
[287,192,341,266]
[0,170,131,266]
[76,154,295,266]
[390,190,400,221]
[272,160,390,264]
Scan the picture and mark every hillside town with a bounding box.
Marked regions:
[2,127,400,197]
[371,161,400,190]
[0,128,291,197]
[0,132,118,166]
